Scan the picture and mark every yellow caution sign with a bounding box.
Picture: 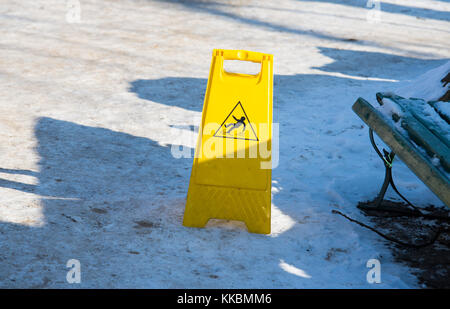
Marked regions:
[183,49,273,234]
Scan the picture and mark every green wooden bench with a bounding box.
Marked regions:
[352,92,450,209]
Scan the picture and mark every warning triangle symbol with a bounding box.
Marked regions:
[213,101,259,141]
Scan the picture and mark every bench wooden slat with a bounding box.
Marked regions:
[429,101,450,124]
[375,93,450,172]
[352,97,450,207]
[376,93,450,147]
[401,116,450,172]
[411,110,450,149]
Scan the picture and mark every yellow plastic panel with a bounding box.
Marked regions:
[183,49,273,234]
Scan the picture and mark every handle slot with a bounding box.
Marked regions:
[214,49,271,79]
[223,60,262,76]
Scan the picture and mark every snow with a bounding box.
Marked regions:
[379,97,404,119]
[377,94,450,144]
[419,101,450,140]
[435,101,450,119]
[0,0,449,288]
[375,65,449,174]
[431,156,441,167]
[396,60,450,101]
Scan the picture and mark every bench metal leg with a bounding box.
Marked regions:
[358,129,423,215]
[374,156,393,208]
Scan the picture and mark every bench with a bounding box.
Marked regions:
[352,92,449,209]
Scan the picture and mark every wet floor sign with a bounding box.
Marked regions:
[183,49,273,234]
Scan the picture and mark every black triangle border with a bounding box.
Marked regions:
[213,101,259,141]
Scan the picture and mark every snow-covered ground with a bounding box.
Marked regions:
[0,0,449,288]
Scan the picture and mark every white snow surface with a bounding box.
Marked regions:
[435,101,450,118]
[396,60,450,101]
[0,0,449,288]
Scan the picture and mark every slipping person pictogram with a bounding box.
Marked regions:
[226,116,246,134]
[213,101,259,141]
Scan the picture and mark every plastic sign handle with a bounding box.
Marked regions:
[218,49,269,63]
[217,49,272,81]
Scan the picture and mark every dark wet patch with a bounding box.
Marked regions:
[61,213,77,223]
[134,220,160,229]
[31,276,50,288]
[325,248,348,261]
[91,208,107,214]
[358,200,450,288]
